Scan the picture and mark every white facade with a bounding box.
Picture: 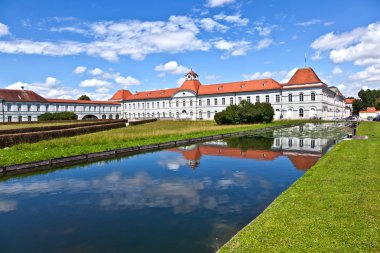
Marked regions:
[0,92,121,123]
[118,69,345,121]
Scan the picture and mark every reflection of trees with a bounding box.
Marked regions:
[226,134,274,151]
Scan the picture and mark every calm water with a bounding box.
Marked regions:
[0,123,347,253]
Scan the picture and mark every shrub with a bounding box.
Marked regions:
[39,112,78,121]
[215,101,274,125]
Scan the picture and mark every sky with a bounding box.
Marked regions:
[0,0,379,100]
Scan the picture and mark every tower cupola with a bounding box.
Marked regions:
[185,69,198,80]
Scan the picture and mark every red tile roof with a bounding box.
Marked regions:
[47,99,119,105]
[360,107,380,113]
[286,68,322,85]
[287,155,319,170]
[110,90,132,101]
[345,98,355,104]
[110,67,340,100]
[0,89,48,103]
[199,79,282,95]
[125,88,179,101]
[178,79,202,93]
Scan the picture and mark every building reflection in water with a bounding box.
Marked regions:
[171,123,342,171]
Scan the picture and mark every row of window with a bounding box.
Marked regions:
[126,95,281,110]
[127,110,216,119]
[288,92,316,102]
[275,138,316,149]
[2,104,118,112]
[3,114,119,122]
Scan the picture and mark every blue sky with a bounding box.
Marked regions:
[0,0,379,100]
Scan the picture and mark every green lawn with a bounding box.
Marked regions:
[0,120,305,166]
[219,122,380,252]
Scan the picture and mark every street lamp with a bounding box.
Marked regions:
[0,98,5,123]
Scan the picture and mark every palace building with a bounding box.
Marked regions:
[0,89,120,122]
[0,67,346,123]
[111,67,345,120]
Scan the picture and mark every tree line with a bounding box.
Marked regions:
[352,89,380,115]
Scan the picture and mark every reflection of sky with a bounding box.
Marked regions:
[0,125,342,253]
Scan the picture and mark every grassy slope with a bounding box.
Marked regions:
[0,120,303,166]
[219,122,380,252]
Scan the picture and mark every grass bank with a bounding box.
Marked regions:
[219,122,380,252]
[0,120,305,166]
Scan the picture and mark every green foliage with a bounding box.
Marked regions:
[39,112,78,121]
[226,135,274,151]
[358,89,380,110]
[77,95,91,101]
[352,99,364,115]
[215,101,275,125]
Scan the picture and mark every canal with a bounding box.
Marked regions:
[0,123,348,253]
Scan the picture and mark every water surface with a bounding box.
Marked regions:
[0,123,347,253]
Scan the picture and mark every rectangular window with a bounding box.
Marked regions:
[199,99,202,106]
[238,97,242,103]
[18,104,22,112]
[7,104,11,111]
[133,104,135,109]
[157,102,159,108]
[162,101,165,108]
[247,96,250,103]
[256,96,260,103]
[152,102,154,108]
[276,95,280,103]
[27,104,31,111]
[207,99,210,105]
[230,97,233,105]
[265,95,270,103]
[222,98,225,105]
[214,98,217,105]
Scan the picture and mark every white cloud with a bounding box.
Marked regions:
[213,39,251,59]
[50,26,88,35]
[332,66,343,75]
[337,83,346,91]
[242,70,288,81]
[73,66,87,74]
[114,76,140,86]
[154,61,190,75]
[295,19,321,26]
[0,22,10,37]
[350,64,380,83]
[214,13,249,26]
[254,26,272,36]
[311,21,380,95]
[177,77,186,85]
[199,18,228,32]
[206,0,235,8]
[90,67,103,76]
[0,200,17,213]
[254,38,273,50]
[80,78,111,87]
[0,16,211,61]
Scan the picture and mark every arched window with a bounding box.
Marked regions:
[157,112,160,118]
[288,94,293,102]
[163,112,165,118]
[207,111,211,118]
[299,93,304,102]
[176,112,179,118]
[199,111,202,119]
[152,112,155,118]
[299,108,304,118]
[147,113,150,118]
[311,92,316,101]
[190,111,193,117]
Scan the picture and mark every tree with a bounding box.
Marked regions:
[352,99,364,115]
[214,100,274,125]
[77,95,91,101]
[39,112,78,121]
